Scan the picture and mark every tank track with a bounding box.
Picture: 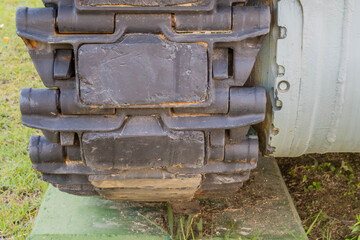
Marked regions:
[16,0,270,202]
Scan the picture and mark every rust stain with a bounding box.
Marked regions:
[175,30,232,34]
[65,156,70,165]
[169,112,213,117]
[78,0,202,7]
[249,158,256,165]
[22,38,37,49]
[233,2,245,6]
[171,13,176,29]
[65,156,83,165]
[60,55,72,61]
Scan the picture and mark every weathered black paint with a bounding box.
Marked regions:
[78,35,208,106]
[16,0,270,201]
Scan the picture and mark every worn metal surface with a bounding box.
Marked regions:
[78,35,208,106]
[82,117,205,170]
[252,0,360,157]
[17,0,270,201]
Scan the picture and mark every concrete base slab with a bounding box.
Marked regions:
[209,156,307,239]
[28,157,306,240]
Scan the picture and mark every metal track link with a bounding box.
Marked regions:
[16,0,270,202]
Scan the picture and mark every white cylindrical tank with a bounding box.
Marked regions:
[252,0,360,157]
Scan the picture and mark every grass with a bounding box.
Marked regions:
[138,203,343,240]
[138,204,203,240]
[283,210,322,240]
[346,214,360,240]
[138,203,262,240]
[278,153,360,240]
[0,0,47,238]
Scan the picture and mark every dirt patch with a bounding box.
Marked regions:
[277,153,360,240]
[161,154,360,239]
[168,157,307,239]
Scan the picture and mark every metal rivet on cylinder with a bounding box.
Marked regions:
[278,81,290,92]
[279,26,287,39]
[277,65,285,77]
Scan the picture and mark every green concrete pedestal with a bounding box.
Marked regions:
[28,157,307,239]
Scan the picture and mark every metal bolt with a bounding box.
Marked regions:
[277,65,285,77]
[279,26,287,39]
[278,81,290,92]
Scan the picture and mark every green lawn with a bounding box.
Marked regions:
[0,0,47,238]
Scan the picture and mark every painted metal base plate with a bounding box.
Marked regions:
[28,157,306,240]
